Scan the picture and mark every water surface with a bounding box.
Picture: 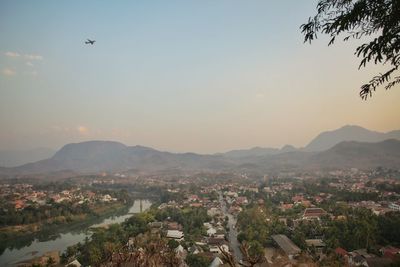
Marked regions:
[0,199,152,266]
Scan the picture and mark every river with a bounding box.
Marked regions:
[0,199,152,266]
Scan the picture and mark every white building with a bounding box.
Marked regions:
[167,230,184,241]
[389,202,400,211]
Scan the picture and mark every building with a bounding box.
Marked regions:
[302,208,327,220]
[166,230,184,241]
[271,234,301,259]
[305,239,325,253]
[389,202,400,211]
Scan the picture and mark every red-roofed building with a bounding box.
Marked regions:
[14,199,25,210]
[188,195,200,202]
[335,247,348,258]
[236,197,248,205]
[302,208,327,220]
[292,195,304,203]
[381,246,400,260]
[335,247,350,264]
[280,203,293,211]
[314,196,323,203]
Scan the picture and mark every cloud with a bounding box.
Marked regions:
[77,126,89,135]
[1,68,16,76]
[4,51,20,57]
[24,54,43,60]
[26,61,34,67]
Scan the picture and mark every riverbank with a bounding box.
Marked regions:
[0,199,152,266]
[0,201,128,240]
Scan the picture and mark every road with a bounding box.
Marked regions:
[219,192,243,264]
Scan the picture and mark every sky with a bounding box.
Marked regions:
[0,1,399,153]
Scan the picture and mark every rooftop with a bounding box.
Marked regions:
[271,234,301,256]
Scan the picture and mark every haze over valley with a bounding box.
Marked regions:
[1,1,400,267]
[1,125,400,176]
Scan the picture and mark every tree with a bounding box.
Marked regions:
[167,239,179,249]
[241,241,266,267]
[185,253,211,267]
[301,0,400,99]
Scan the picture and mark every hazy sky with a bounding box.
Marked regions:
[1,1,399,153]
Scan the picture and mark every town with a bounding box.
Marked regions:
[1,166,399,266]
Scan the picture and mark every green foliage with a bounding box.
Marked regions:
[125,212,153,236]
[168,239,180,249]
[237,207,270,246]
[324,208,378,251]
[378,211,400,246]
[248,240,264,259]
[151,207,210,238]
[62,205,211,266]
[302,0,400,99]
[185,253,211,267]
[0,189,131,227]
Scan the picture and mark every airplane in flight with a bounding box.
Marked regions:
[85,39,96,45]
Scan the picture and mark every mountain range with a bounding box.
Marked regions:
[0,125,399,176]
[304,125,400,151]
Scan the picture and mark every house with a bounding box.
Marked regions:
[271,234,301,259]
[349,249,375,266]
[188,194,200,202]
[280,203,293,211]
[14,199,25,210]
[389,202,400,211]
[167,230,184,241]
[314,196,323,203]
[381,246,400,259]
[302,208,327,220]
[236,196,248,205]
[209,244,229,254]
[207,237,226,249]
[305,239,325,253]
[167,221,183,231]
[335,247,349,258]
[349,254,367,266]
[207,227,217,236]
[214,228,226,239]
[292,195,304,203]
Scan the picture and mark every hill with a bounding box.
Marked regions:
[308,139,400,169]
[1,132,400,176]
[305,125,400,151]
[5,141,233,174]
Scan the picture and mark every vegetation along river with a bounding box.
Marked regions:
[0,199,152,266]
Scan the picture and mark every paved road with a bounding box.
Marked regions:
[219,192,243,264]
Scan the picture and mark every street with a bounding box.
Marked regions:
[219,192,243,264]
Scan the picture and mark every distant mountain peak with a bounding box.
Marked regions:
[305,125,400,152]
